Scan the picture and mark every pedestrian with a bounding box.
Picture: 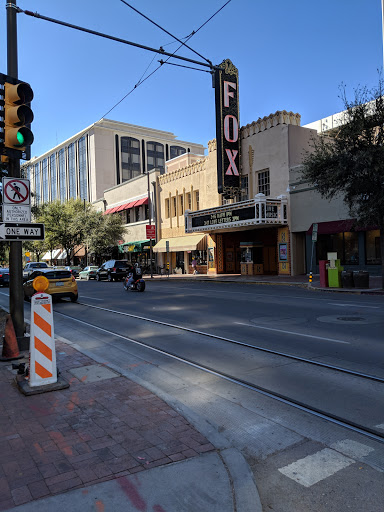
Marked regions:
[191,257,198,274]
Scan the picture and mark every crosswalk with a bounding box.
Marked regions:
[278,439,375,487]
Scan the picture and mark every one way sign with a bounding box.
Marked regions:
[0,223,45,241]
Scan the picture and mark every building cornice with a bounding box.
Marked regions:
[241,111,301,139]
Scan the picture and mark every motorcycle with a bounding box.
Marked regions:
[123,272,146,292]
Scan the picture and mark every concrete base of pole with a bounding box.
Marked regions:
[16,375,69,396]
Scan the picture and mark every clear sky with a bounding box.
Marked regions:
[1,0,382,158]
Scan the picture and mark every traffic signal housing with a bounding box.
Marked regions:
[4,81,34,152]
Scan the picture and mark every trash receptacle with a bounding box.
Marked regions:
[353,271,369,288]
[341,270,354,288]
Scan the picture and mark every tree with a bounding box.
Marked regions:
[86,211,126,264]
[302,80,384,288]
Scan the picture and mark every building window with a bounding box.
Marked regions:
[58,148,66,202]
[194,190,199,210]
[121,137,141,182]
[258,169,270,196]
[146,141,164,174]
[186,192,191,211]
[42,158,48,203]
[165,198,170,219]
[145,205,149,220]
[68,143,76,199]
[366,229,381,264]
[34,163,40,205]
[78,136,88,200]
[170,146,186,159]
[241,175,249,201]
[172,197,177,217]
[178,195,184,214]
[50,154,57,201]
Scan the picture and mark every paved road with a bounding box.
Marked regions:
[1,280,383,511]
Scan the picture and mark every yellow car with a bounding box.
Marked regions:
[23,268,78,302]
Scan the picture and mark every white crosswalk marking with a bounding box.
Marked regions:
[330,439,374,458]
[278,448,354,487]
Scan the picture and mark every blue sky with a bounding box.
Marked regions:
[1,0,382,158]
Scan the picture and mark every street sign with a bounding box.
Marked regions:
[146,225,156,239]
[0,222,45,241]
[2,178,30,205]
[3,204,31,222]
[312,223,318,242]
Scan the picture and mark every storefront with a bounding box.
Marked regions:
[153,234,207,274]
[184,193,289,275]
[306,221,381,274]
[119,239,151,266]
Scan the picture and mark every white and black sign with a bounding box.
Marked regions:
[2,178,30,205]
[3,204,31,223]
[214,59,240,198]
[0,222,45,241]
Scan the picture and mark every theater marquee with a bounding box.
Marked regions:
[214,59,240,198]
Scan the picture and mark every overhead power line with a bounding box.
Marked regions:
[100,0,232,119]
[120,0,212,67]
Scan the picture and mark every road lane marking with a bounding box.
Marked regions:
[278,448,354,487]
[78,296,103,301]
[329,303,379,309]
[235,322,350,344]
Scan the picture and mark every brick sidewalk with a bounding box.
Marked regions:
[0,341,214,510]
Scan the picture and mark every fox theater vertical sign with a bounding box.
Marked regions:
[214,59,240,198]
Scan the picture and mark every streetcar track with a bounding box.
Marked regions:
[54,308,384,444]
[72,300,384,384]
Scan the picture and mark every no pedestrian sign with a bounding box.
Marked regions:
[2,178,30,205]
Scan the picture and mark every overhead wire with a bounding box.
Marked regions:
[99,0,232,119]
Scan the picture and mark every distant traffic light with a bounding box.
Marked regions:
[4,80,34,155]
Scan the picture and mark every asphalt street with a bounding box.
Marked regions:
[0,279,383,511]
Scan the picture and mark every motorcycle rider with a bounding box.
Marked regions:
[127,262,142,288]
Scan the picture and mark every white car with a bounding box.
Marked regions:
[23,262,50,281]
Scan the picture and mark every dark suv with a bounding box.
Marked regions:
[95,260,132,282]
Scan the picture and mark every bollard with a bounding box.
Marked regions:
[308,272,313,285]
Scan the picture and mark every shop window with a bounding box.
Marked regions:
[241,176,249,201]
[257,169,270,196]
[188,251,207,265]
[366,229,381,264]
[316,232,358,265]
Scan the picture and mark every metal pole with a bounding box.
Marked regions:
[382,0,384,71]
[147,170,153,278]
[7,0,25,343]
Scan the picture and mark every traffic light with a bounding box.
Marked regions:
[4,80,34,155]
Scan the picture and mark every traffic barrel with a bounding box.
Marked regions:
[0,315,23,361]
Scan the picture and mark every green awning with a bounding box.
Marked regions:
[118,240,150,253]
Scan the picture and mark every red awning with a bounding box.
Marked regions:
[306,219,377,235]
[135,197,149,206]
[103,208,112,215]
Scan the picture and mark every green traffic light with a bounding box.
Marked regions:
[16,131,25,146]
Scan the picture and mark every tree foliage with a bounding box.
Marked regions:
[31,200,126,265]
[302,80,384,287]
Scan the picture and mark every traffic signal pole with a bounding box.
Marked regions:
[6,0,26,345]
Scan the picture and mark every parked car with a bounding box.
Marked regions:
[0,268,9,287]
[95,260,133,282]
[78,266,99,280]
[23,268,78,302]
[66,266,82,278]
[23,262,50,281]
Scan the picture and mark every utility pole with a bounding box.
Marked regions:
[6,0,26,347]
[147,169,153,278]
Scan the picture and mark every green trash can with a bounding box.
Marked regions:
[353,271,369,288]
